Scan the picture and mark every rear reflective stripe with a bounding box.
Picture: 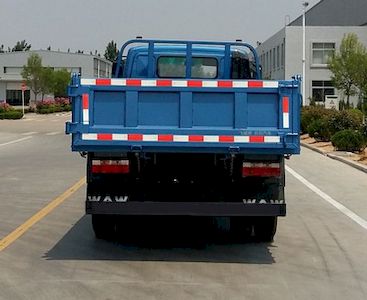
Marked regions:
[96,78,111,86]
[248,81,263,88]
[92,160,129,174]
[126,79,141,86]
[80,79,279,89]
[91,165,129,174]
[158,134,174,142]
[242,162,281,177]
[242,167,281,177]
[283,96,290,128]
[128,134,143,141]
[81,134,281,143]
[218,81,233,88]
[97,134,112,140]
[249,136,265,143]
[187,80,203,88]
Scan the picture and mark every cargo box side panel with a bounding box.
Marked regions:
[192,93,234,128]
[247,93,278,128]
[138,92,180,127]
[93,91,126,126]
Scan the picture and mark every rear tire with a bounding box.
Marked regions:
[92,214,117,240]
[254,216,277,242]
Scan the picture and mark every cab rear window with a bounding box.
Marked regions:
[157,56,217,79]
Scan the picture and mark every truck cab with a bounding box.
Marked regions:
[115,45,257,80]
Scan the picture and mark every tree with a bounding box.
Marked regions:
[328,33,364,104]
[21,54,43,101]
[0,44,4,53]
[39,67,54,100]
[12,40,31,52]
[52,69,70,97]
[353,47,367,99]
[104,40,118,62]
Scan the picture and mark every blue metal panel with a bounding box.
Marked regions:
[247,94,278,128]
[234,93,247,129]
[192,93,234,128]
[93,91,126,126]
[138,92,179,127]
[125,91,138,127]
[180,92,193,128]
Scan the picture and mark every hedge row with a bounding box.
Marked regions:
[0,103,24,119]
[301,106,367,152]
[35,98,71,114]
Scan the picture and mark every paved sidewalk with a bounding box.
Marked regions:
[301,142,367,174]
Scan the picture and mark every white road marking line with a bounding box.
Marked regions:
[286,165,367,231]
[21,132,38,136]
[46,132,60,136]
[0,136,33,148]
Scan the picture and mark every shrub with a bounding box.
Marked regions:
[36,98,71,114]
[328,109,363,136]
[307,118,332,141]
[0,110,23,119]
[301,106,334,133]
[0,102,12,113]
[331,129,367,152]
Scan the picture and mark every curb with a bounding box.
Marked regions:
[301,142,367,174]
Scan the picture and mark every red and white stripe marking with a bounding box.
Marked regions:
[82,94,89,125]
[80,78,279,89]
[282,96,289,129]
[82,133,280,143]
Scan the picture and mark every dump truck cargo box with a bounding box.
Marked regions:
[66,75,301,155]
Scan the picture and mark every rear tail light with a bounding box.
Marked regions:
[91,159,129,174]
[242,162,281,177]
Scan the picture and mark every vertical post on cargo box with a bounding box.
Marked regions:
[148,41,154,78]
[186,42,192,78]
[224,44,231,79]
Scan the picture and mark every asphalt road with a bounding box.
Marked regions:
[1,113,367,300]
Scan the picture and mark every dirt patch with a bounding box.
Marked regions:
[301,134,367,166]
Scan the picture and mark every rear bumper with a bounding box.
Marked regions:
[86,201,286,217]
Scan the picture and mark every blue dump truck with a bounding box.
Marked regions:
[66,39,301,242]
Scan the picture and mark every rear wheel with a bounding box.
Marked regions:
[254,216,277,242]
[92,214,118,240]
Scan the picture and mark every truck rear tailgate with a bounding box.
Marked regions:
[66,76,300,154]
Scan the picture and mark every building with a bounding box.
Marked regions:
[256,0,367,105]
[0,50,112,105]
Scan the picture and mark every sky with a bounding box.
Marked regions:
[0,0,320,54]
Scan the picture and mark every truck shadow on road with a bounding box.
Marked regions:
[45,215,276,264]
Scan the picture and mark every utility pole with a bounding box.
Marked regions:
[302,1,309,106]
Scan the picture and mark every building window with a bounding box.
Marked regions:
[277,45,280,69]
[266,52,269,75]
[272,48,276,70]
[281,43,285,67]
[311,81,335,102]
[6,90,30,106]
[312,43,335,65]
[3,67,23,75]
[269,50,272,73]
